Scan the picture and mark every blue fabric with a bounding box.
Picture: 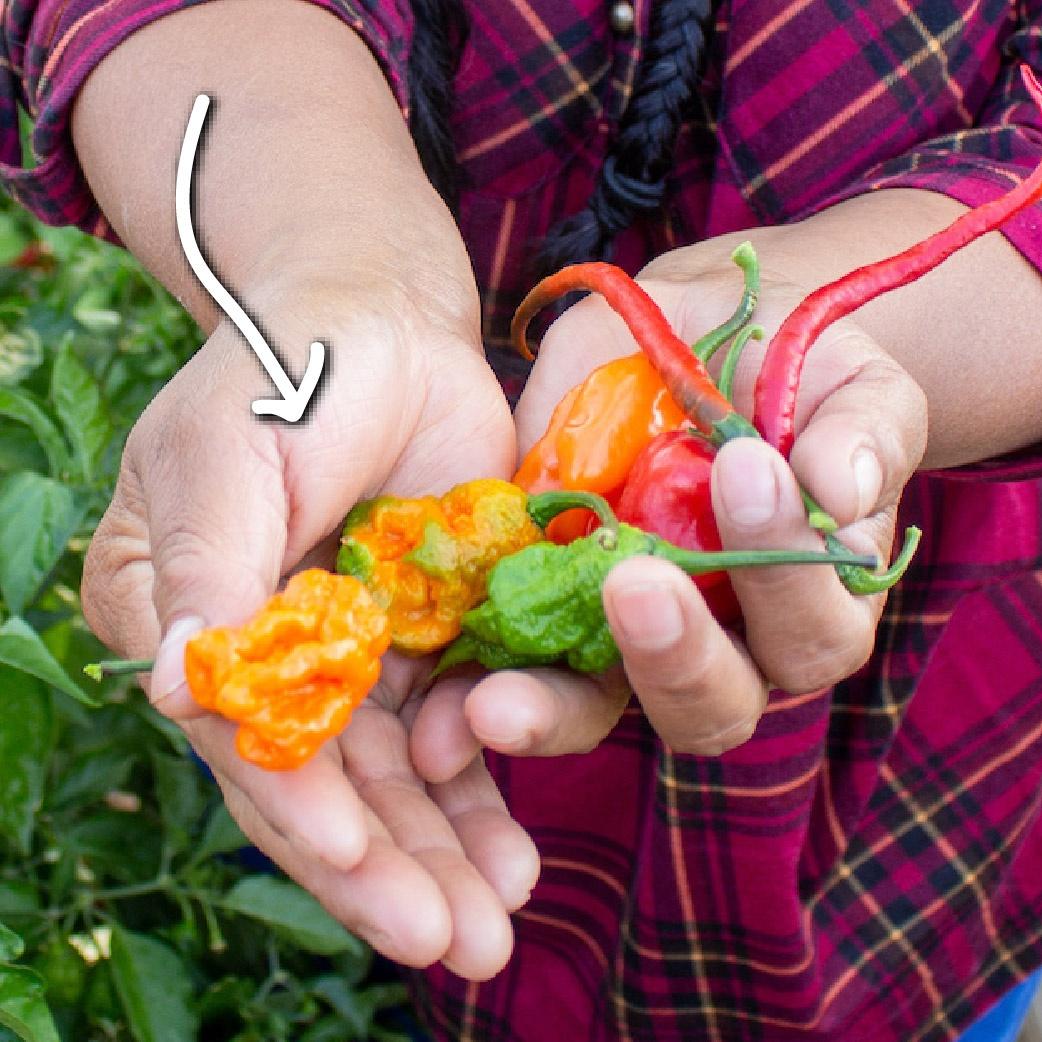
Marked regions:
[958,971,1042,1042]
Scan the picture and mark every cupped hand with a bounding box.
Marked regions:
[81,275,538,981]
[409,251,928,780]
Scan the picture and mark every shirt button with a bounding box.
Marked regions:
[609,1,636,34]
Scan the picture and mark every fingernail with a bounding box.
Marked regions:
[611,582,684,651]
[151,616,206,705]
[852,448,882,518]
[717,441,779,528]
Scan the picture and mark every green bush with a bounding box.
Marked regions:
[0,196,411,1042]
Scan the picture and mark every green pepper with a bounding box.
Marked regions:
[436,492,888,675]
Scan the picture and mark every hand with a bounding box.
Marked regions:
[408,249,928,777]
[81,273,538,981]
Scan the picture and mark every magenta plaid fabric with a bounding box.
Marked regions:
[4,2,1042,1040]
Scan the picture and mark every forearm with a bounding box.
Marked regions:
[652,189,1042,469]
[71,0,477,341]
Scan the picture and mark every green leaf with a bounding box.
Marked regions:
[0,966,59,1042]
[0,389,69,478]
[0,215,30,266]
[50,341,110,484]
[0,885,40,930]
[0,330,42,387]
[71,289,120,333]
[109,928,198,1042]
[219,877,365,957]
[0,668,52,854]
[195,804,247,859]
[151,752,206,843]
[0,472,83,614]
[0,926,23,963]
[0,618,96,706]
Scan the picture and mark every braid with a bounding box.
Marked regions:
[540,0,713,271]
[407,0,469,215]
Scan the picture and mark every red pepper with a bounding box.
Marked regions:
[511,263,739,436]
[753,64,1042,456]
[614,430,741,623]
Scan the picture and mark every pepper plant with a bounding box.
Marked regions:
[0,193,414,1042]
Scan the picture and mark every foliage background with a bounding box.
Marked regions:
[0,193,414,1042]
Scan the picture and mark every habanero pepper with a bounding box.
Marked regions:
[614,430,741,624]
[336,478,542,654]
[183,569,390,771]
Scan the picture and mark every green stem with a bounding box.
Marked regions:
[825,527,921,594]
[83,659,153,681]
[692,241,761,362]
[718,324,764,402]
[527,490,619,533]
[653,541,878,575]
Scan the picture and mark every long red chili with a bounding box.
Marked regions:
[511,262,736,434]
[754,64,1042,456]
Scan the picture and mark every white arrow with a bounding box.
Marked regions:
[176,94,325,422]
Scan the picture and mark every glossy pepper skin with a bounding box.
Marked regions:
[336,478,542,654]
[614,431,741,624]
[184,569,390,771]
[514,354,685,543]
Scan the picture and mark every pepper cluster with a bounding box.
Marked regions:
[85,67,1042,772]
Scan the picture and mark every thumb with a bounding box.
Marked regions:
[137,409,289,720]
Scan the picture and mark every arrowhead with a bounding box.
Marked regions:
[252,342,326,422]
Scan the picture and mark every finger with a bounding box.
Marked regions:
[339,702,515,980]
[410,674,483,785]
[788,353,928,526]
[182,714,369,871]
[463,668,631,757]
[712,437,881,694]
[216,772,454,969]
[428,753,541,912]
[602,556,769,755]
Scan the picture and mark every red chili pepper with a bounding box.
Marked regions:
[753,64,1042,456]
[511,263,737,435]
[614,430,741,623]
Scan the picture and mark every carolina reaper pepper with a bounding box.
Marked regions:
[437,493,883,675]
[183,569,391,771]
[336,478,542,654]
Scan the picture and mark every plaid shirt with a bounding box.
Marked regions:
[4,2,1042,1040]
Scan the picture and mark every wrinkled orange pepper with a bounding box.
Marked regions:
[513,354,686,542]
[337,478,542,653]
[184,570,390,771]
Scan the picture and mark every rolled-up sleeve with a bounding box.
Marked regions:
[0,0,413,239]
[807,10,1042,274]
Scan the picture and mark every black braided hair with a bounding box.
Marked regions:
[407,0,469,215]
[539,0,714,271]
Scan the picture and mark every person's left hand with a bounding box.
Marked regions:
[407,245,928,779]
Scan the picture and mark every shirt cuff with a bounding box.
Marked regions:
[0,0,413,241]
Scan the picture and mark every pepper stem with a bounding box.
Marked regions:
[825,527,921,594]
[653,541,878,575]
[718,324,764,402]
[527,490,620,534]
[693,242,761,363]
[84,659,154,681]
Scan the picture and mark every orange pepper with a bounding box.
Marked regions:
[513,354,686,542]
[337,478,542,654]
[184,570,390,771]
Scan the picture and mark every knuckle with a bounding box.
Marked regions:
[678,715,761,757]
[770,626,875,694]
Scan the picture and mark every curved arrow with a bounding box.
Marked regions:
[176,94,325,422]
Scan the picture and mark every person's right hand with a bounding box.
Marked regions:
[81,268,539,981]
